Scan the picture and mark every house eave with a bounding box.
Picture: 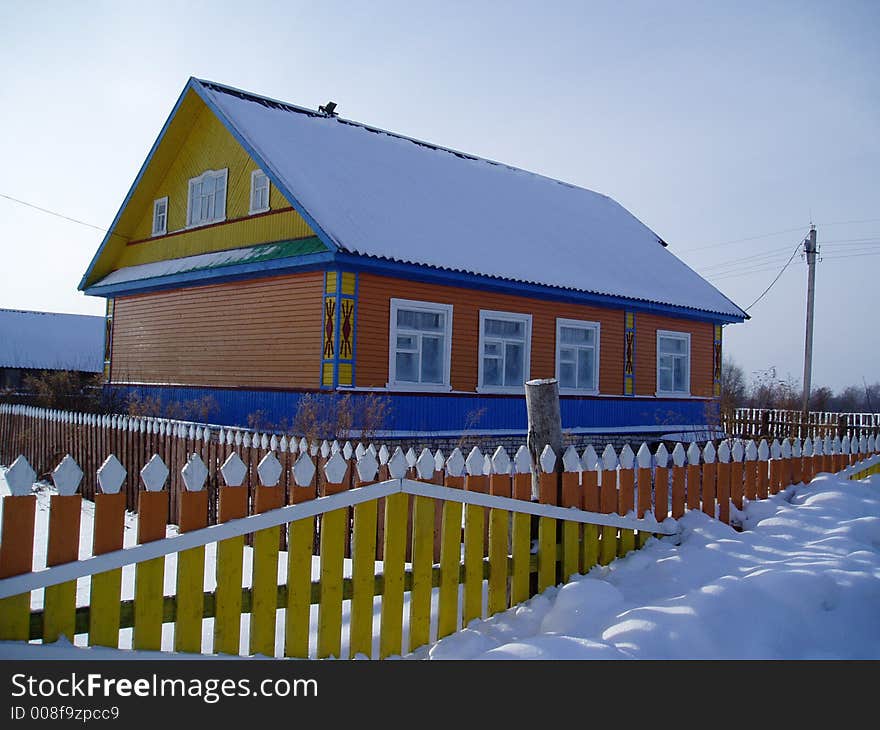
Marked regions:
[86,247,745,324]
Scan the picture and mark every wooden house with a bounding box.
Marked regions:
[79,78,747,442]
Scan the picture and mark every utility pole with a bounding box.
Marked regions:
[802,225,818,414]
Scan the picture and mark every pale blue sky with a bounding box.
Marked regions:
[1,0,877,392]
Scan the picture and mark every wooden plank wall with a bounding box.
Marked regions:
[357,272,715,397]
[110,272,323,389]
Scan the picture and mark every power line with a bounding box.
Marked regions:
[678,218,880,256]
[703,251,802,279]
[708,262,799,282]
[743,242,803,312]
[0,192,125,239]
[708,249,880,282]
[697,244,795,272]
[677,225,809,254]
[702,256,797,279]
[821,251,880,261]
[823,236,880,242]
[817,217,880,227]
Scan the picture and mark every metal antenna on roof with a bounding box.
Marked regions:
[318,101,338,117]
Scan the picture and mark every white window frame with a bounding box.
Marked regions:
[477,309,532,394]
[656,329,691,397]
[186,168,228,228]
[387,298,453,391]
[151,197,168,237]
[249,169,270,215]
[555,318,600,395]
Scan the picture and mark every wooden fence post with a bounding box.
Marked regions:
[43,455,84,643]
[0,457,38,641]
[437,448,465,640]
[832,436,842,473]
[791,438,802,485]
[175,453,209,654]
[464,447,489,620]
[317,451,349,659]
[214,452,249,656]
[89,455,127,648]
[653,443,670,525]
[744,440,758,502]
[581,445,601,574]
[560,446,582,581]
[133,454,169,651]
[375,443,390,561]
[250,451,284,658]
[599,444,618,565]
[406,449,436,650]
[757,440,770,499]
[380,447,409,658]
[701,442,716,518]
[671,443,686,519]
[715,441,731,524]
[802,437,814,484]
[285,451,317,659]
[779,438,792,489]
[617,444,636,557]
[730,440,744,512]
[488,447,513,615]
[686,442,702,512]
[636,443,653,548]
[349,447,379,659]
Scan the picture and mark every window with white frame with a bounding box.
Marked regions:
[151,197,168,237]
[249,169,270,214]
[478,310,531,392]
[556,318,600,393]
[186,169,228,227]
[388,299,453,389]
[656,330,691,396]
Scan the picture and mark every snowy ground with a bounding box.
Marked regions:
[1,468,879,660]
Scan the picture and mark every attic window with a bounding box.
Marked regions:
[249,169,270,215]
[186,169,228,228]
[151,197,168,237]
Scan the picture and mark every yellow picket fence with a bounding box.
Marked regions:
[0,443,679,659]
[2,402,879,659]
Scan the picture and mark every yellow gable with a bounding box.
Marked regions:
[85,90,315,285]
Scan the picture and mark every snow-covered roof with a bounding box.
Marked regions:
[0,309,104,372]
[93,237,326,289]
[191,80,746,320]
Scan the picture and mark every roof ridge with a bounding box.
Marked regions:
[194,78,629,210]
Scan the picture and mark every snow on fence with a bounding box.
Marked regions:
[1,403,879,658]
[724,407,880,442]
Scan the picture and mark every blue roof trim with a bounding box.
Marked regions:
[334,253,745,324]
[190,79,341,255]
[83,251,335,298]
[86,248,743,323]
[78,79,200,291]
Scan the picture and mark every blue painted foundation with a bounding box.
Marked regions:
[107,384,718,438]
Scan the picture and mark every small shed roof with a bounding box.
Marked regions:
[0,309,104,373]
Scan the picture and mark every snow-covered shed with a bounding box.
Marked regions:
[0,309,105,390]
[79,78,747,439]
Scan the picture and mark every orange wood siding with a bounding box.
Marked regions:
[110,272,323,389]
[633,313,714,397]
[357,274,627,393]
[357,273,715,396]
